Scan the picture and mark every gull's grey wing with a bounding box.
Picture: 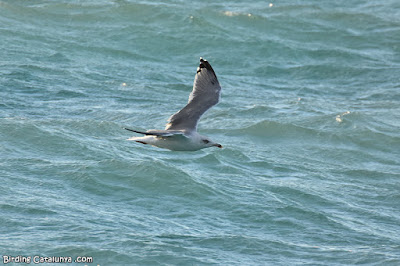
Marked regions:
[124,127,186,137]
[165,58,221,131]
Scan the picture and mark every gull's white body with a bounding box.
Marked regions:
[125,58,222,151]
[128,132,218,151]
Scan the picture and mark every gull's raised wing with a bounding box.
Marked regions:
[165,58,221,132]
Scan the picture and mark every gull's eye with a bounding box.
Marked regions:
[202,139,210,144]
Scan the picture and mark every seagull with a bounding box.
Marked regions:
[124,57,223,151]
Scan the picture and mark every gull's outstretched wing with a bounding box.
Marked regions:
[124,127,186,137]
[165,58,221,131]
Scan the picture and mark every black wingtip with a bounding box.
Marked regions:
[199,57,207,68]
[124,127,142,134]
[197,57,217,78]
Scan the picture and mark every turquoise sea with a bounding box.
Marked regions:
[1,0,400,265]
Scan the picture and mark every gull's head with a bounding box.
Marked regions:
[201,138,223,149]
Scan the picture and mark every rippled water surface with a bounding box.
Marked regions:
[1,0,400,265]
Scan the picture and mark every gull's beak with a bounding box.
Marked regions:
[214,143,223,148]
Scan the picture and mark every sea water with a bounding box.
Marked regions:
[1,0,400,265]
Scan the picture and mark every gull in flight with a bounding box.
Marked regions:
[124,57,223,151]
